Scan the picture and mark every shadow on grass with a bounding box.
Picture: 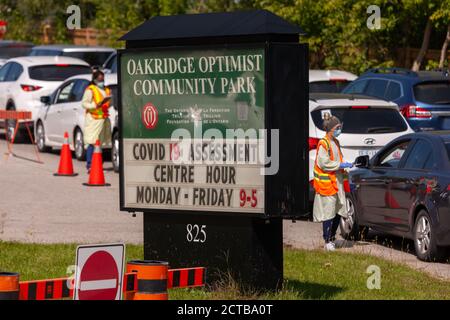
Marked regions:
[284,279,344,300]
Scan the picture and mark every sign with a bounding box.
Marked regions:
[120,46,266,214]
[74,244,125,300]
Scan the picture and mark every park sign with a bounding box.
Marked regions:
[120,46,268,215]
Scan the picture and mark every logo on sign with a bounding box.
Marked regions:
[364,138,376,145]
[142,103,158,129]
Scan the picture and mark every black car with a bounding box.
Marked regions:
[342,132,450,262]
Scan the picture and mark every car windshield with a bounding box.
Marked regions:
[29,65,91,81]
[62,51,113,66]
[311,107,408,134]
[445,143,450,161]
[413,81,450,105]
[0,46,32,59]
[309,80,351,93]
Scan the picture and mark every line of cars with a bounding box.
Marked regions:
[309,68,450,261]
[0,42,120,171]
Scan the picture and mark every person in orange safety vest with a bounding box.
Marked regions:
[313,113,353,251]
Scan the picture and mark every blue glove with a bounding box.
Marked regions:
[339,162,353,169]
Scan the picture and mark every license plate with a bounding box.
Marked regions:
[358,149,379,158]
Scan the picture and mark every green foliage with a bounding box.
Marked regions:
[0,0,449,71]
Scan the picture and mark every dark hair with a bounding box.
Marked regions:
[91,69,104,85]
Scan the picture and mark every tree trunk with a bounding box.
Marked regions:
[439,24,450,70]
[412,19,433,71]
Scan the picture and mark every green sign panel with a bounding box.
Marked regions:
[121,46,266,213]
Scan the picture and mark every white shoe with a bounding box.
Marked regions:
[324,242,336,251]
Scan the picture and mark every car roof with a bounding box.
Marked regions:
[309,69,357,82]
[8,56,90,67]
[309,93,398,108]
[31,45,116,53]
[359,68,450,83]
[0,40,33,47]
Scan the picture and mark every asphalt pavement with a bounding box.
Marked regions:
[0,137,448,281]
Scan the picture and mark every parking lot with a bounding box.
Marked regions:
[0,135,448,282]
[0,134,142,244]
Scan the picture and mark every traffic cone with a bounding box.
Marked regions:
[83,140,110,187]
[54,132,78,177]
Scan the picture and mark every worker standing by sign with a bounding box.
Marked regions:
[82,69,112,172]
[313,113,352,251]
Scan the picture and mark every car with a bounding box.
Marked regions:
[0,56,91,141]
[29,45,115,67]
[342,131,450,262]
[0,40,34,67]
[308,93,414,203]
[102,52,117,74]
[35,73,118,165]
[309,70,357,93]
[342,67,450,132]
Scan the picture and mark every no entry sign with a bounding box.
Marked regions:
[74,244,125,300]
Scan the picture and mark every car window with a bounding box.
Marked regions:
[364,79,388,98]
[62,51,113,66]
[413,81,450,104]
[309,80,351,93]
[0,46,32,59]
[0,62,12,82]
[110,57,117,73]
[109,85,118,110]
[403,140,434,170]
[71,79,90,102]
[385,81,401,101]
[5,62,23,81]
[376,140,411,168]
[56,81,76,104]
[29,65,91,81]
[311,107,408,134]
[29,49,61,56]
[343,79,368,94]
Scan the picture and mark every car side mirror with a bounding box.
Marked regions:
[354,155,370,168]
[40,96,51,105]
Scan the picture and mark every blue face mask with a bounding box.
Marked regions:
[333,129,342,137]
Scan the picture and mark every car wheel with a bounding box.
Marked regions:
[36,121,50,152]
[112,131,119,173]
[414,210,446,262]
[340,196,369,241]
[74,129,86,161]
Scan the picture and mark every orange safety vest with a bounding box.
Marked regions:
[86,84,111,120]
[313,136,350,196]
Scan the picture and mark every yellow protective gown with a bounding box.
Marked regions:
[81,86,112,148]
[312,138,349,222]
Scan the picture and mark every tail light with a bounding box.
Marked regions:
[21,84,42,92]
[350,106,369,109]
[309,137,320,151]
[400,104,432,119]
[56,64,69,67]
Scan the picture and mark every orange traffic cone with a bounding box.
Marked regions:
[54,132,78,177]
[83,140,110,187]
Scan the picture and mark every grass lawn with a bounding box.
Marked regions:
[0,242,448,300]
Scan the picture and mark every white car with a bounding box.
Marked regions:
[308,93,414,201]
[0,56,91,141]
[35,73,118,162]
[309,70,357,93]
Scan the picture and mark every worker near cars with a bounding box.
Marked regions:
[82,69,112,172]
[313,113,353,251]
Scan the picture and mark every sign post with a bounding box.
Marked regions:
[119,10,308,291]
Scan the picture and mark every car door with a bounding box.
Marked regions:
[59,79,89,144]
[388,138,436,233]
[46,81,75,144]
[357,139,413,226]
[0,62,12,109]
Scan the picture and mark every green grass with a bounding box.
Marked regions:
[0,242,448,300]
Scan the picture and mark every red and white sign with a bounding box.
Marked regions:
[74,243,125,300]
[142,103,158,129]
